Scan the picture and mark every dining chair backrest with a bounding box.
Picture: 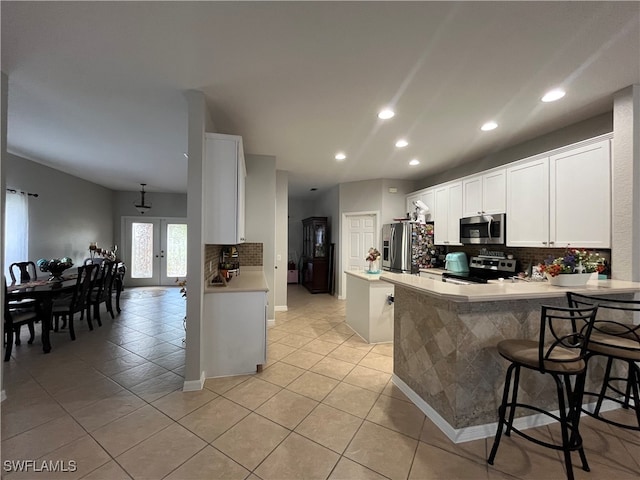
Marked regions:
[69,264,99,313]
[99,260,117,302]
[9,261,37,283]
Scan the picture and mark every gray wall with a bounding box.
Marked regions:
[381,179,416,224]
[5,153,113,267]
[245,154,276,320]
[417,113,613,188]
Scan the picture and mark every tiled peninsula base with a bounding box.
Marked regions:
[392,285,634,443]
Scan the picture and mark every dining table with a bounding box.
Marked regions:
[7,277,77,353]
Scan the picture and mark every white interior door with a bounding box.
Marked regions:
[342,213,377,299]
[124,217,187,286]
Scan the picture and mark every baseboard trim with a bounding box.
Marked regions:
[391,374,624,444]
[274,305,288,312]
[183,371,205,391]
[267,319,276,327]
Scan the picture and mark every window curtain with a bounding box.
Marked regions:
[4,191,29,279]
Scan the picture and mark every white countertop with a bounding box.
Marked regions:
[345,270,385,282]
[418,268,447,276]
[205,267,269,293]
[380,272,640,302]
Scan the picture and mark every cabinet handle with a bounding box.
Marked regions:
[549,241,554,245]
[542,241,548,245]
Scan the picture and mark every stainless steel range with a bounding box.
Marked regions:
[442,252,517,284]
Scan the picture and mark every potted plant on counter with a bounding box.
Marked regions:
[365,247,381,274]
[539,247,605,287]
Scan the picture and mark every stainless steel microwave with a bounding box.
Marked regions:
[459,213,506,245]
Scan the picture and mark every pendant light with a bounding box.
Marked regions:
[134,183,152,214]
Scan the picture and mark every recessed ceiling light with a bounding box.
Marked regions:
[335,152,346,161]
[409,159,420,166]
[481,121,498,131]
[378,108,395,120]
[541,88,566,102]
[395,139,409,148]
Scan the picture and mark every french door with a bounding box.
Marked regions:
[123,217,187,286]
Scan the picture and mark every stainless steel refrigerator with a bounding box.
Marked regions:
[382,222,436,273]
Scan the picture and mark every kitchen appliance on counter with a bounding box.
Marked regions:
[220,246,240,280]
[382,222,436,274]
[442,252,517,284]
[460,213,506,245]
[444,252,469,273]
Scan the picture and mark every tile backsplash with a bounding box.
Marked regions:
[204,243,263,281]
[447,245,611,276]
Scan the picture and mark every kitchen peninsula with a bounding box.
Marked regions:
[380,273,640,442]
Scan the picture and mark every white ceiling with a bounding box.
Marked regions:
[2,2,639,198]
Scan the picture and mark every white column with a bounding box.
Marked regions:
[183,90,207,390]
[612,85,640,282]
[1,72,8,400]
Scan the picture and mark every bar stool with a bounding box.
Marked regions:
[488,304,599,480]
[566,292,640,431]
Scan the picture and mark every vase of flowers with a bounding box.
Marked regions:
[539,247,604,287]
[37,257,74,282]
[365,247,381,274]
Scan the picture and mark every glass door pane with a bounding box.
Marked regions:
[131,222,155,279]
[162,221,187,284]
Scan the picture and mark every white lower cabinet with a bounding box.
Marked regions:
[203,291,267,377]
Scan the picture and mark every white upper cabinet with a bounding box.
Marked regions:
[204,133,246,245]
[506,137,611,248]
[550,139,610,248]
[506,157,550,247]
[405,188,435,221]
[462,169,506,217]
[434,181,462,245]
[406,135,611,250]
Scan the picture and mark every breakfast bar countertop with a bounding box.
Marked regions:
[204,267,269,293]
[380,272,640,302]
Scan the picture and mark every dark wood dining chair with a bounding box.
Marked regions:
[86,260,117,325]
[4,282,40,361]
[9,261,37,283]
[52,263,98,340]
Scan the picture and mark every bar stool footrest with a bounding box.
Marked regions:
[504,402,585,453]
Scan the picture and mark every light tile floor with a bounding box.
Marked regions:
[2,285,639,479]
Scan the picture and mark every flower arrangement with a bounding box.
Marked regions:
[539,248,605,277]
[365,247,381,263]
